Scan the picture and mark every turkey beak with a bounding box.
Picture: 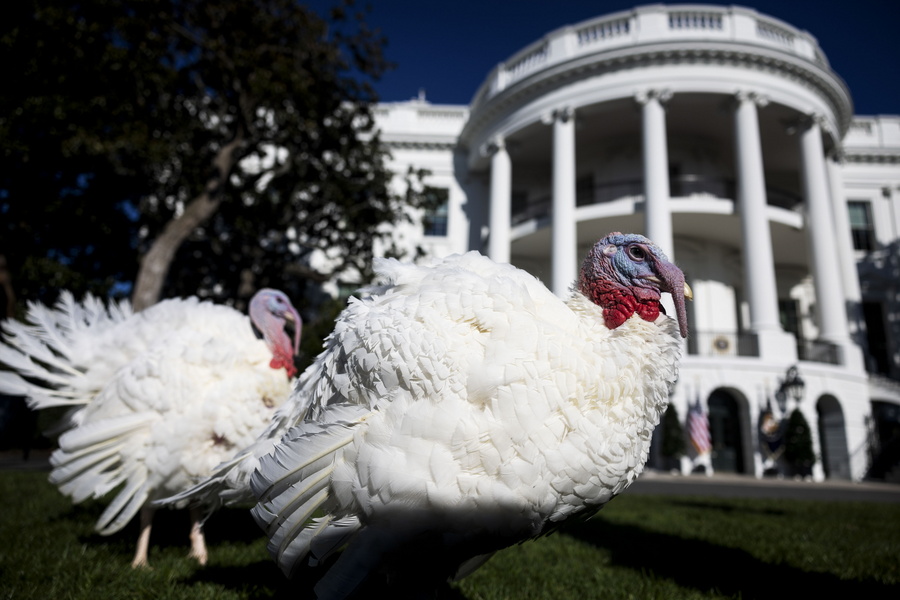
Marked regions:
[282,307,302,356]
[651,261,691,339]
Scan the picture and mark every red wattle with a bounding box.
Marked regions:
[270,355,297,378]
[586,283,661,331]
[635,301,661,323]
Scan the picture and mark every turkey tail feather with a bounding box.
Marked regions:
[95,470,150,535]
[0,292,133,410]
[49,438,123,497]
[56,412,156,453]
[47,412,156,534]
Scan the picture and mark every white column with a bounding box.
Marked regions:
[889,185,900,241]
[488,136,511,264]
[637,89,674,259]
[826,153,864,337]
[551,107,577,296]
[734,92,782,333]
[797,116,850,345]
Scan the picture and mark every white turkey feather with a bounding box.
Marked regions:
[250,405,371,575]
[252,404,372,503]
[305,516,360,567]
[64,456,123,504]
[0,291,136,409]
[0,289,300,567]
[55,412,159,453]
[96,472,150,534]
[0,330,81,378]
[48,438,124,492]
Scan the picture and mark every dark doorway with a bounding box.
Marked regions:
[817,396,851,480]
[708,389,745,473]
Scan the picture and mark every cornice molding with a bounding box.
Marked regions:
[734,90,769,108]
[635,88,674,106]
[460,41,853,151]
[540,105,575,125]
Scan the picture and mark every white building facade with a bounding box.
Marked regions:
[373,4,900,482]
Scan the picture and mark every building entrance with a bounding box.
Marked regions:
[817,396,851,480]
[709,390,745,473]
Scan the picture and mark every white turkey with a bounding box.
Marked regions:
[0,288,301,568]
[170,231,691,598]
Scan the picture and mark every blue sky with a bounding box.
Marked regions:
[308,0,899,116]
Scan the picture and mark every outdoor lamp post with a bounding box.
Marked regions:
[784,366,806,404]
[781,365,805,406]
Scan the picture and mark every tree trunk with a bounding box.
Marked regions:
[131,192,221,311]
[131,135,244,311]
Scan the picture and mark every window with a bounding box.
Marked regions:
[511,191,528,216]
[422,187,449,237]
[863,302,890,375]
[779,299,801,340]
[576,174,594,206]
[847,201,875,251]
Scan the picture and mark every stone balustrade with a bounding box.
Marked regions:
[473,4,827,110]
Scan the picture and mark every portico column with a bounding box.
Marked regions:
[888,185,900,239]
[488,136,511,264]
[826,152,865,340]
[550,107,577,296]
[637,89,674,259]
[797,115,850,345]
[733,91,782,333]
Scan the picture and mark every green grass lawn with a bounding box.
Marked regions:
[2,469,898,599]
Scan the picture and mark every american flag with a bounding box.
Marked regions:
[688,399,711,455]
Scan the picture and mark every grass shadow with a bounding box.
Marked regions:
[563,514,899,599]
[666,498,790,517]
[187,559,298,599]
[186,542,471,600]
[201,506,269,545]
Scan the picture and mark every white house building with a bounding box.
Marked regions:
[371,4,900,482]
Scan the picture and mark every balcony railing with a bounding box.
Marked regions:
[511,197,551,225]
[686,333,842,365]
[510,175,803,225]
[798,340,843,365]
[585,176,738,205]
[688,331,759,358]
[473,5,827,110]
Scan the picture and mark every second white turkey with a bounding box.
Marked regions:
[0,288,301,567]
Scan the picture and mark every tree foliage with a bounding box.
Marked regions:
[660,404,686,459]
[784,409,816,476]
[0,2,145,311]
[1,0,425,317]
